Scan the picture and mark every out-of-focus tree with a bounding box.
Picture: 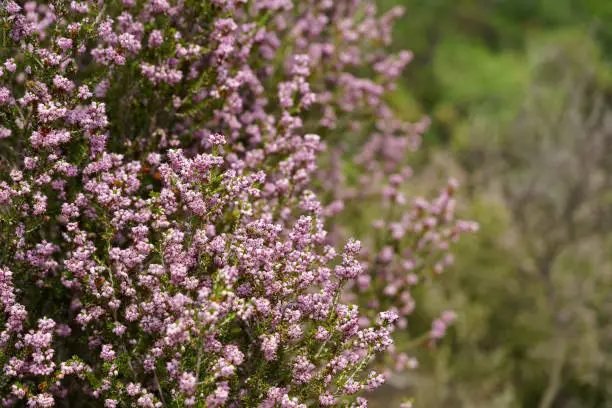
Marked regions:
[376,0,612,145]
[463,30,612,408]
[371,30,612,408]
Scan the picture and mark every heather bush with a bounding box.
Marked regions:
[0,0,473,406]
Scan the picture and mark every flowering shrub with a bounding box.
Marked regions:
[0,0,475,406]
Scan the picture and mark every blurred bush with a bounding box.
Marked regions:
[369,1,612,407]
[377,0,612,144]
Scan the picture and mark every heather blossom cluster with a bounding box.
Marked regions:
[0,0,475,406]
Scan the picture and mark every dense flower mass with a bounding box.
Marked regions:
[0,0,475,406]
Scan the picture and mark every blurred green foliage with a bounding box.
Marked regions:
[378,0,612,144]
[369,1,612,407]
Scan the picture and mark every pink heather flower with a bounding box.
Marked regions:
[179,372,197,395]
[30,129,71,148]
[94,79,110,97]
[5,1,21,14]
[70,1,89,13]
[208,133,227,146]
[148,30,163,47]
[320,393,336,406]
[442,310,457,323]
[206,382,230,407]
[55,324,71,337]
[77,85,92,99]
[292,356,315,384]
[431,318,448,340]
[314,326,329,341]
[223,345,244,365]
[4,58,16,72]
[112,322,127,336]
[11,384,26,398]
[27,393,55,407]
[377,311,399,325]
[119,33,142,54]
[125,383,142,396]
[260,333,280,361]
[0,87,11,104]
[56,37,73,51]
[100,344,115,361]
[378,246,394,263]
[53,75,75,93]
[148,0,170,13]
[0,127,11,139]
[104,400,118,408]
[136,393,155,407]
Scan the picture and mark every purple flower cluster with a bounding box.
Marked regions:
[0,0,475,406]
